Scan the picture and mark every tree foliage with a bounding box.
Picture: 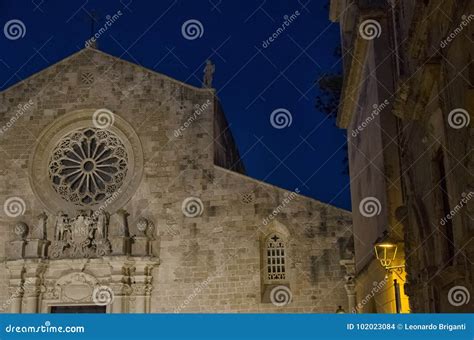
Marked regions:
[315,73,343,118]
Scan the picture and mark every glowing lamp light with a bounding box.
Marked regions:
[374,236,406,314]
[374,239,398,269]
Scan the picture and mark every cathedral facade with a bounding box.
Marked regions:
[0,48,352,313]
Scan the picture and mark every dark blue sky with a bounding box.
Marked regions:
[0,0,350,210]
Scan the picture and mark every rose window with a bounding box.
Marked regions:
[48,128,128,206]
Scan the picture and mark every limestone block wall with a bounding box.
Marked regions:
[152,166,352,312]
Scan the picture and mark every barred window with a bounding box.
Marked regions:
[266,234,286,281]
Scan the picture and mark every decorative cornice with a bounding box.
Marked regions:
[336,26,370,129]
[329,0,342,23]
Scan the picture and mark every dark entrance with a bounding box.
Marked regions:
[50,305,106,313]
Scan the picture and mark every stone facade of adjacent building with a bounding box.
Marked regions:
[391,0,474,313]
[0,48,353,313]
[332,0,473,313]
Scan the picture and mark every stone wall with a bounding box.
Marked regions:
[153,166,353,312]
[333,0,474,313]
[392,0,474,313]
[0,48,353,313]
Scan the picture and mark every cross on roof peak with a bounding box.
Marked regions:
[84,9,100,49]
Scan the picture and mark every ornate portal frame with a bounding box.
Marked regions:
[6,257,158,314]
[6,208,159,313]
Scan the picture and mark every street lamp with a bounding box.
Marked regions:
[374,238,398,269]
[374,237,405,313]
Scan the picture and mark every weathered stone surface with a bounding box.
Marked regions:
[0,48,352,313]
[332,0,474,313]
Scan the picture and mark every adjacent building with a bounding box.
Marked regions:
[331,0,473,312]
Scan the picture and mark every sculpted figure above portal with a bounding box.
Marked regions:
[50,210,112,259]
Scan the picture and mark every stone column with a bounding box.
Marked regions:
[108,259,131,313]
[8,289,22,313]
[6,223,28,313]
[21,261,46,314]
[22,283,40,313]
[129,259,159,313]
[340,258,356,313]
[130,262,149,313]
[6,260,24,313]
[131,283,147,313]
[110,291,124,313]
[344,282,357,313]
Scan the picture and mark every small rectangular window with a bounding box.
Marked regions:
[265,234,286,281]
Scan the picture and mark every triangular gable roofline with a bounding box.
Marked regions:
[0,47,214,94]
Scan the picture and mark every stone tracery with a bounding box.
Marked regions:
[48,128,128,206]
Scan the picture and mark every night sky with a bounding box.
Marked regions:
[0,0,350,210]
